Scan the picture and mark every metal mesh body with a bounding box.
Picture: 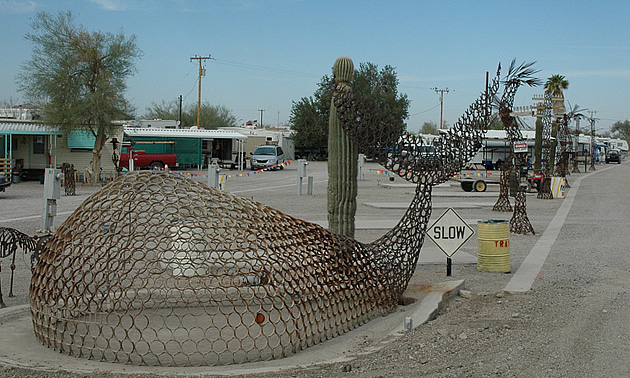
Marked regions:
[510,190,535,235]
[555,115,572,186]
[30,66,501,368]
[63,163,76,196]
[492,167,512,212]
[537,93,554,199]
[30,171,392,366]
[494,61,538,233]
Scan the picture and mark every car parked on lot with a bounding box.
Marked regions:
[0,173,10,192]
[606,149,621,164]
[250,145,286,170]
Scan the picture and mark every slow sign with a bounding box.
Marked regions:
[428,208,474,257]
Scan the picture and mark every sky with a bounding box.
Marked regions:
[1,0,629,134]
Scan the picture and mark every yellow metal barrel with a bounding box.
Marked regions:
[477,220,511,273]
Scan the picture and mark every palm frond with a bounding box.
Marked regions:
[516,116,533,131]
[565,101,587,120]
[503,58,542,88]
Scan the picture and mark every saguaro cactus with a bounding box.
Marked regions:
[328,56,357,237]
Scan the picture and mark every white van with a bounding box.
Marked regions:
[250,145,286,170]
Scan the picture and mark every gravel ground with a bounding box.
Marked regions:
[2,160,629,377]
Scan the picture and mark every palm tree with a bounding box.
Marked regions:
[565,102,587,135]
[544,74,569,97]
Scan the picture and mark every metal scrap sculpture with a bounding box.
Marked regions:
[30,64,501,367]
[492,60,539,234]
[492,164,513,212]
[554,113,573,187]
[533,93,554,199]
[571,113,584,173]
[0,227,46,308]
[63,163,76,196]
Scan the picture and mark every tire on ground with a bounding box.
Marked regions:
[150,161,164,170]
[474,180,487,192]
[461,181,473,192]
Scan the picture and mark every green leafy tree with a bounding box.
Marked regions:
[17,11,142,183]
[144,99,236,129]
[419,121,439,134]
[290,62,409,151]
[289,96,328,149]
[611,120,630,142]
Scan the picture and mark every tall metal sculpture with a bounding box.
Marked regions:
[533,93,554,199]
[588,115,598,171]
[492,60,539,234]
[492,156,512,212]
[555,112,575,188]
[492,60,540,213]
[63,163,76,196]
[30,66,501,367]
[571,114,584,173]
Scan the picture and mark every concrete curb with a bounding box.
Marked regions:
[0,282,464,376]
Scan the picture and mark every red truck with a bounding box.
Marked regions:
[118,142,177,171]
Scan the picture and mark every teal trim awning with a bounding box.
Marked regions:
[67,130,96,149]
[0,120,61,135]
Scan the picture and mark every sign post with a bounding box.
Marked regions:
[427,208,475,276]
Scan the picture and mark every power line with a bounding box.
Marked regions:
[212,58,320,79]
[408,103,441,117]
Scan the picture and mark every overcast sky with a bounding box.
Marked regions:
[1,0,629,133]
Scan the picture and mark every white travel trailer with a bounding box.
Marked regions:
[468,130,536,170]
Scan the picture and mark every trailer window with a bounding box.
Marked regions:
[33,135,45,154]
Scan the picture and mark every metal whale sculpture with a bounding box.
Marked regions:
[30,66,501,366]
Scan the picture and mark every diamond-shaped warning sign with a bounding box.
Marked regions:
[428,208,474,257]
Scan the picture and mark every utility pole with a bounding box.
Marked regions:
[178,95,183,127]
[190,55,212,128]
[258,109,265,128]
[589,110,597,171]
[432,87,449,129]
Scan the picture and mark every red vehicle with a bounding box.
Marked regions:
[528,173,544,192]
[118,142,177,171]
